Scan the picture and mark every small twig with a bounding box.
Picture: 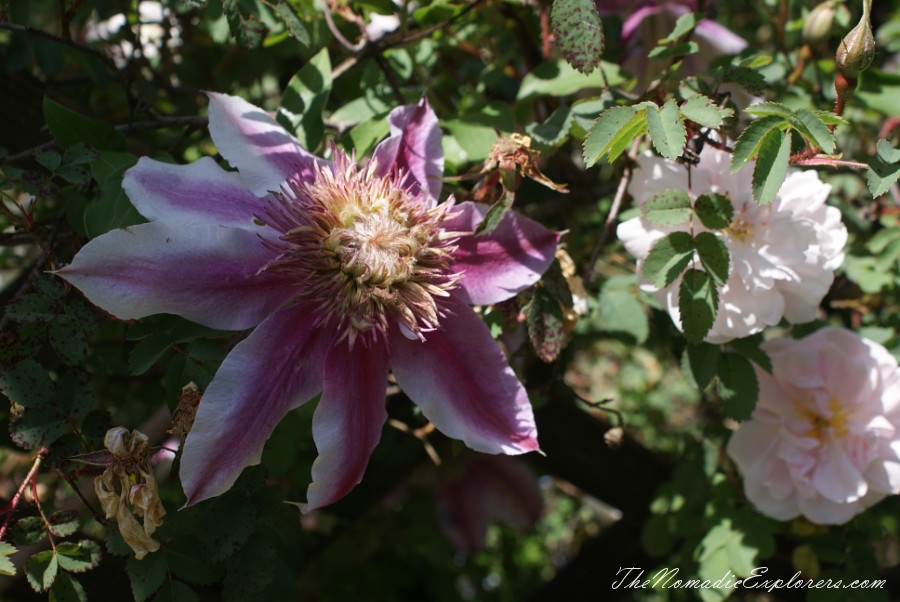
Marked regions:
[388,419,441,466]
[0,448,47,542]
[323,0,366,53]
[791,156,868,170]
[586,137,643,285]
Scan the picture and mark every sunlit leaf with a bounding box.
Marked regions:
[694,193,734,230]
[641,189,692,227]
[694,232,730,286]
[583,105,648,166]
[751,126,791,205]
[646,99,686,160]
[678,268,717,345]
[276,49,332,152]
[551,0,604,74]
[642,231,695,289]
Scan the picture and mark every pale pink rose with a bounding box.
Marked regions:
[727,328,900,525]
[617,145,847,343]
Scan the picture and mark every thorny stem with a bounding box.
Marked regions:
[31,473,56,552]
[0,448,47,542]
[586,137,644,286]
[792,156,868,170]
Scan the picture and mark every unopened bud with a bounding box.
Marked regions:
[836,0,875,79]
[803,1,839,47]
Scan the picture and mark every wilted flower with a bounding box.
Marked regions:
[58,94,559,510]
[618,146,847,343]
[94,428,166,559]
[727,328,900,525]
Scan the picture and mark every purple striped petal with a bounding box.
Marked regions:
[206,92,324,196]
[304,340,390,510]
[123,156,271,230]
[446,202,561,305]
[390,295,540,455]
[181,305,332,505]
[56,223,296,330]
[371,97,444,206]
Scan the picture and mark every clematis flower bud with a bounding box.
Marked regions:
[802,0,839,48]
[836,0,875,79]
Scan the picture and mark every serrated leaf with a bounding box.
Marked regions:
[222,0,266,48]
[525,288,566,362]
[0,359,55,409]
[11,405,69,449]
[128,550,168,602]
[642,231,695,289]
[151,580,198,602]
[273,2,309,46]
[5,278,64,323]
[223,533,277,602]
[678,268,717,345]
[0,542,16,576]
[683,342,720,390]
[10,516,49,546]
[85,152,144,238]
[877,138,900,163]
[662,11,701,42]
[752,127,791,205]
[583,105,647,166]
[63,143,99,165]
[646,99,686,160]
[42,98,126,151]
[167,539,224,586]
[597,288,649,344]
[55,541,101,573]
[790,109,835,154]
[196,500,257,563]
[49,315,89,365]
[56,164,93,184]
[526,105,574,146]
[276,48,332,152]
[678,95,732,129]
[551,0,604,74]
[694,232,730,286]
[130,332,173,376]
[716,352,758,420]
[868,140,900,197]
[744,101,793,117]
[730,115,785,173]
[694,193,734,230]
[717,64,766,94]
[641,188,692,227]
[49,571,87,602]
[47,510,81,538]
[26,550,58,592]
[729,335,773,374]
[36,151,62,171]
[474,185,515,235]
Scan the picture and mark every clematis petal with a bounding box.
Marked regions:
[206,92,324,196]
[445,202,561,305]
[304,340,390,511]
[56,222,296,330]
[390,295,540,455]
[371,96,444,206]
[181,305,331,505]
[123,156,272,231]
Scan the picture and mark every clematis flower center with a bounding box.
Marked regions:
[259,150,462,347]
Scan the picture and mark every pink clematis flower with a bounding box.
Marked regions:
[58,93,559,510]
[727,328,900,525]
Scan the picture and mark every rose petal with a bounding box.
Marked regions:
[371,96,444,206]
[206,92,324,196]
[390,295,540,455]
[123,156,273,231]
[445,202,561,305]
[181,305,331,505]
[304,339,390,510]
[56,222,296,330]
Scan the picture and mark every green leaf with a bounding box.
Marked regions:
[222,0,266,48]
[151,580,198,602]
[694,232,730,286]
[196,500,258,562]
[10,405,68,450]
[475,184,515,235]
[36,150,62,171]
[85,152,144,238]
[55,541,101,573]
[877,138,900,163]
[694,193,734,230]
[10,516,49,546]
[789,109,835,154]
[0,542,16,576]
[443,119,499,162]
[597,287,649,345]
[524,287,566,363]
[130,332,174,376]
[26,550,58,592]
[678,268,717,345]
[47,510,80,538]
[276,48,332,152]
[646,99,686,160]
[678,95,732,129]
[49,571,87,602]
[583,105,648,166]
[716,352,759,420]
[682,342,720,390]
[5,277,65,323]
[526,105,574,147]
[166,539,224,586]
[517,60,623,101]
[128,551,168,602]
[730,115,785,173]
[642,231,695,289]
[868,139,900,198]
[661,11,701,42]
[348,117,390,157]
[744,101,793,117]
[0,359,55,409]
[551,0,604,74]
[42,97,126,151]
[641,188,692,227]
[223,533,278,602]
[729,335,772,373]
[272,2,309,46]
[752,126,791,205]
[48,315,89,365]
[716,64,766,95]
